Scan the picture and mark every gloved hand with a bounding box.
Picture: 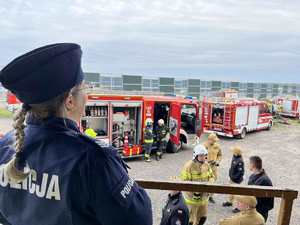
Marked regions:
[209,161,219,166]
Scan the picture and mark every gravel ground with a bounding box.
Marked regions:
[0,117,299,225]
[127,123,300,225]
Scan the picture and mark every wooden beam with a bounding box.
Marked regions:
[136,180,298,225]
[136,180,298,199]
[277,193,296,225]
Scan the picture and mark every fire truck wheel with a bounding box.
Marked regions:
[238,128,247,139]
[166,141,180,153]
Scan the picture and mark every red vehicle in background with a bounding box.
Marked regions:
[6,91,21,112]
[80,91,201,158]
[274,97,300,119]
[202,90,273,139]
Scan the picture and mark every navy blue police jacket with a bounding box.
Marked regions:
[0,117,152,225]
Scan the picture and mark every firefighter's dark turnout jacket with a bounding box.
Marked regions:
[229,155,244,184]
[160,192,189,225]
[144,126,154,144]
[156,125,169,141]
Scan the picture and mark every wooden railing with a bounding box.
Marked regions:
[136,180,298,225]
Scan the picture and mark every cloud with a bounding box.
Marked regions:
[0,0,300,82]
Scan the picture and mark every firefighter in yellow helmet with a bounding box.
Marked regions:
[180,144,214,225]
[144,118,154,162]
[219,195,265,225]
[203,133,222,204]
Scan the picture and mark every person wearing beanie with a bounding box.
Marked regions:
[223,146,245,213]
[0,43,152,225]
[219,195,265,225]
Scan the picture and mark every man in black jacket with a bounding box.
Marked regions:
[248,156,274,222]
[223,146,244,212]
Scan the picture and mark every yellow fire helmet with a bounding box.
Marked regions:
[208,133,219,142]
[231,146,242,156]
[235,195,257,208]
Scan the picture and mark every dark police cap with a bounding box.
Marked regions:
[0,43,84,104]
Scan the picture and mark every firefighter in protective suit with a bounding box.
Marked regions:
[219,195,265,225]
[180,144,214,225]
[203,133,222,204]
[156,119,169,161]
[144,118,154,162]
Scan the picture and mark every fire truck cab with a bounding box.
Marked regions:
[202,90,273,139]
[81,92,200,158]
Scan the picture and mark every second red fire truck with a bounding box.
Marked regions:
[202,90,273,139]
[274,97,300,119]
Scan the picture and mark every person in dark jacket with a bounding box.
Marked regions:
[156,119,169,161]
[160,192,189,225]
[0,43,152,225]
[144,118,154,162]
[248,156,274,222]
[223,146,244,212]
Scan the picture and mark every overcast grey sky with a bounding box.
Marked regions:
[0,0,300,83]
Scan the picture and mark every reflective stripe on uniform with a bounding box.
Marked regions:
[184,196,208,206]
[180,170,213,181]
[144,139,153,143]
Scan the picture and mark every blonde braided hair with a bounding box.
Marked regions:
[5,105,31,183]
[5,85,80,183]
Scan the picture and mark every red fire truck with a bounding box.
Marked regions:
[6,91,21,112]
[202,90,273,139]
[80,92,201,158]
[275,97,300,119]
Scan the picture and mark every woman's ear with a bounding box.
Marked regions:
[64,94,75,111]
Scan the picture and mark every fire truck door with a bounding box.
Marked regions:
[169,102,181,145]
[248,105,259,130]
[283,100,292,113]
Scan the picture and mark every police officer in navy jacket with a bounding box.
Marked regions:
[0,43,152,225]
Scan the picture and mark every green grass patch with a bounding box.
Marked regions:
[0,108,13,118]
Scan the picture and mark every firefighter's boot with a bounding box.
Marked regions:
[145,154,151,162]
[156,152,162,161]
[209,196,216,204]
[155,154,160,161]
[222,201,233,207]
[198,217,207,225]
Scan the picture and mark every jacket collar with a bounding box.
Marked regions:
[26,115,80,133]
[241,208,257,215]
